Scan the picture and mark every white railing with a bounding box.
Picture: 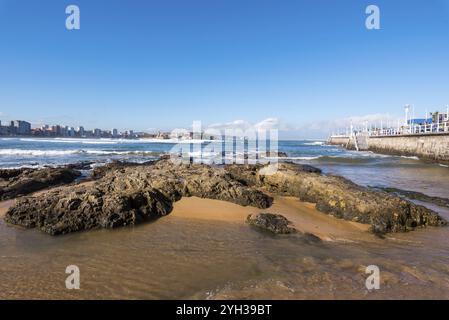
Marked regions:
[368,121,449,137]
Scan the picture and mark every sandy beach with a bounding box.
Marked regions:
[169,196,371,242]
[1,193,371,243]
[3,189,449,299]
[0,200,14,218]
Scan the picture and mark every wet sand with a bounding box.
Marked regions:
[169,196,372,242]
[0,193,372,243]
[0,200,14,218]
[1,192,449,299]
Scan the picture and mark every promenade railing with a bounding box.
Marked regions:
[368,122,449,137]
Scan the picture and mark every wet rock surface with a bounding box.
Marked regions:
[375,187,449,208]
[253,162,447,234]
[4,159,447,235]
[0,167,81,201]
[246,213,297,234]
[5,159,272,235]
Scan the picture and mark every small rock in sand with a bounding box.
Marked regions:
[246,213,297,234]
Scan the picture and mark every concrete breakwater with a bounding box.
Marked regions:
[328,133,449,163]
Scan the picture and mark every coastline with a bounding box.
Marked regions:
[2,159,449,299]
[2,156,445,236]
[327,134,449,165]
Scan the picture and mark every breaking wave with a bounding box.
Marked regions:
[16,138,214,144]
[0,149,162,157]
[302,141,325,146]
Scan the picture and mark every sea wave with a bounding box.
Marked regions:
[19,138,118,145]
[400,155,420,160]
[314,156,378,164]
[279,156,323,160]
[16,137,215,145]
[302,141,325,146]
[0,149,162,157]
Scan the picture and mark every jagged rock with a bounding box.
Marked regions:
[91,161,149,179]
[5,185,173,235]
[5,159,272,235]
[0,167,81,201]
[375,187,449,208]
[64,161,96,171]
[4,158,447,236]
[246,213,297,234]
[253,163,446,234]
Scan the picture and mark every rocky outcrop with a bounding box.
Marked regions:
[5,159,272,235]
[0,167,81,201]
[232,162,446,234]
[375,187,449,208]
[246,213,296,234]
[5,184,173,235]
[4,159,446,236]
[91,160,153,180]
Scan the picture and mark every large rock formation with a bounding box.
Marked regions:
[4,159,446,235]
[0,167,81,201]
[5,159,272,235]
[375,187,449,209]
[227,162,446,234]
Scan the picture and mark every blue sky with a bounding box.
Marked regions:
[0,0,448,138]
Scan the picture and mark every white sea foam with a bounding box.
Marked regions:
[17,137,214,144]
[400,155,420,160]
[0,149,81,156]
[0,149,162,157]
[139,138,216,144]
[303,141,325,146]
[265,156,322,161]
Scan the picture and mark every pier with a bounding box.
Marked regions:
[328,107,449,163]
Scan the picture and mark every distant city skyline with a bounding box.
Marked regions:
[1,0,449,139]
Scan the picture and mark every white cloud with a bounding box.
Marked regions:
[206,118,286,132]
[285,113,403,139]
[169,115,403,140]
[344,113,402,129]
[254,118,280,130]
[207,119,253,132]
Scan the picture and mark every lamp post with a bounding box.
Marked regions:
[404,105,410,133]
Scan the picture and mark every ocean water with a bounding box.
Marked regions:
[1,137,449,198]
[2,137,449,299]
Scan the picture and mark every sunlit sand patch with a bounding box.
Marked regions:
[169,195,374,243]
[0,200,14,218]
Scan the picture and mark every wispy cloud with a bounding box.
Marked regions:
[306,113,401,131]
[284,113,403,139]
[206,118,291,132]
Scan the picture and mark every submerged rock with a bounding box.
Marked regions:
[246,213,297,234]
[0,167,81,201]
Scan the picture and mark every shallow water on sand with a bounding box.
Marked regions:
[1,205,449,299]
